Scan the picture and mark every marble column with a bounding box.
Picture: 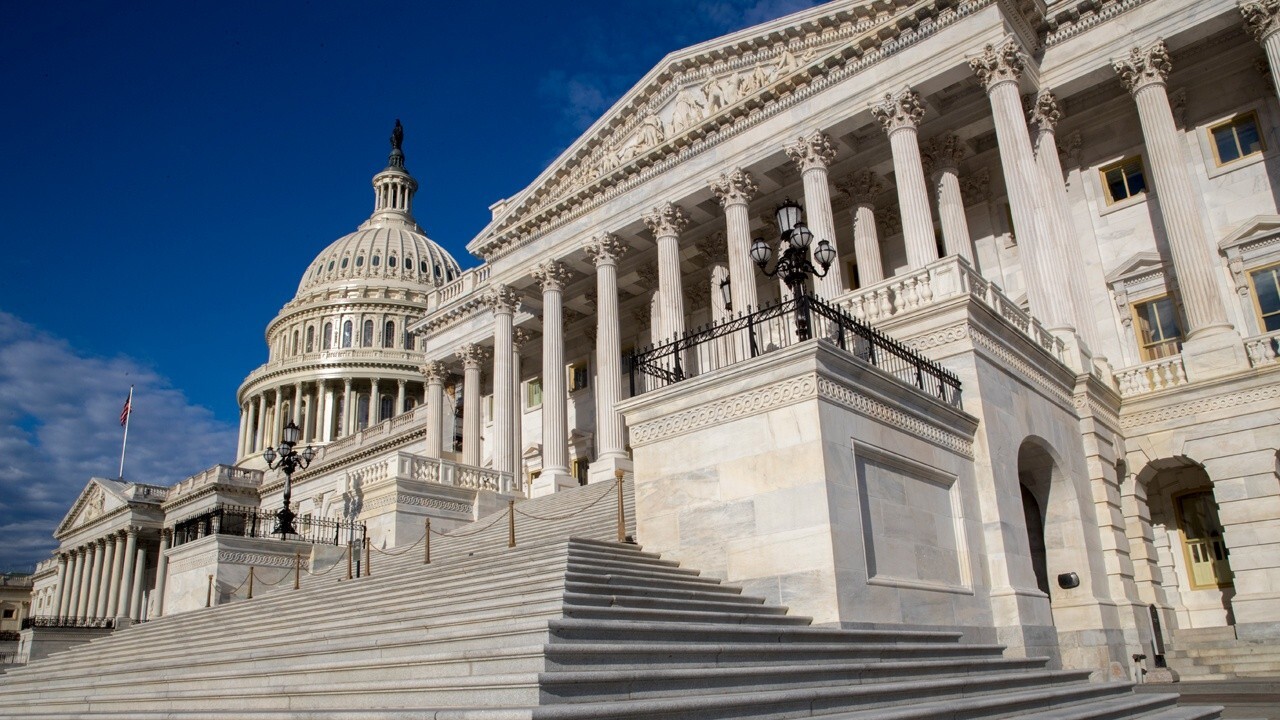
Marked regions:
[1114,40,1247,379]
[117,527,138,619]
[64,550,82,617]
[269,389,282,447]
[921,133,977,268]
[302,383,315,441]
[396,379,407,416]
[236,403,248,458]
[1243,1,1280,94]
[643,202,691,341]
[512,329,529,476]
[422,362,446,458]
[456,346,485,467]
[709,168,760,313]
[292,381,303,426]
[585,233,631,482]
[95,536,115,617]
[129,547,146,621]
[370,378,381,425]
[251,395,264,455]
[836,171,886,287]
[970,40,1073,332]
[342,378,354,437]
[486,285,520,476]
[872,88,939,270]
[785,131,845,298]
[106,531,126,617]
[532,260,573,494]
[52,554,68,617]
[322,380,335,442]
[82,542,100,617]
[152,529,170,618]
[1028,89,1098,350]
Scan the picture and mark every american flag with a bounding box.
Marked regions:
[120,393,132,426]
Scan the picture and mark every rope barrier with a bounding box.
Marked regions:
[512,483,616,521]
[252,567,294,587]
[304,553,347,577]
[426,510,506,538]
[369,531,426,557]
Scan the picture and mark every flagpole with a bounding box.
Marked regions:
[119,385,133,480]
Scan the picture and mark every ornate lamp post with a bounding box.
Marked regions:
[749,199,837,340]
[263,421,315,538]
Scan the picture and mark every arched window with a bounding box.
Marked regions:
[383,320,395,348]
[371,254,380,267]
[323,322,333,350]
[380,395,393,422]
[404,395,417,411]
[404,255,413,270]
[340,256,349,269]
[405,331,415,350]
[362,320,374,347]
[291,330,299,355]
[357,394,370,430]
[355,255,364,267]
[388,255,397,268]
[305,326,314,353]
[342,320,353,348]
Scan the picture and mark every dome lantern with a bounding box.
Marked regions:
[370,119,418,224]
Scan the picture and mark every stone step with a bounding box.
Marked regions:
[546,617,959,645]
[541,640,1017,671]
[561,590,787,616]
[561,604,814,625]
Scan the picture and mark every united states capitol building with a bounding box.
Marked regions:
[6,0,1280,716]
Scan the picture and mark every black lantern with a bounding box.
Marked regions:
[264,421,316,537]
[752,201,836,341]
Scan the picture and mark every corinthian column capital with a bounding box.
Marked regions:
[871,88,925,134]
[1026,89,1063,136]
[784,131,837,173]
[835,170,883,205]
[583,232,628,265]
[420,361,447,383]
[456,343,488,369]
[969,39,1026,91]
[532,260,572,291]
[1114,40,1172,94]
[483,284,520,315]
[642,202,691,238]
[920,133,967,175]
[1242,0,1280,42]
[708,168,759,206]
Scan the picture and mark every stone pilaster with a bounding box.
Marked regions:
[836,171,886,287]
[585,233,631,482]
[236,403,247,459]
[486,285,520,476]
[456,344,487,467]
[422,362,446,458]
[970,40,1074,334]
[785,131,844,298]
[1114,40,1247,380]
[643,202,691,341]
[532,260,574,495]
[921,133,977,268]
[708,168,760,313]
[1243,0,1280,94]
[292,381,303,425]
[872,88,939,270]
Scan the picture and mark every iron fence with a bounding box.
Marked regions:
[629,293,962,406]
[171,504,366,548]
[21,616,115,630]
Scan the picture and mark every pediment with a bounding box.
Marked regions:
[1105,252,1165,286]
[55,478,131,536]
[469,0,951,260]
[1219,214,1280,255]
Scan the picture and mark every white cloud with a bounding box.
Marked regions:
[0,311,236,572]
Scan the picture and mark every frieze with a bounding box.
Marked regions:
[217,551,298,569]
[363,493,472,514]
[966,325,1075,410]
[1120,382,1280,430]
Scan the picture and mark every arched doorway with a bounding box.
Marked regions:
[1017,440,1056,603]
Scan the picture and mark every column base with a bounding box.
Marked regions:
[531,471,577,498]
[1181,324,1250,383]
[588,455,633,485]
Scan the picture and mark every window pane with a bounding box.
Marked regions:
[1214,126,1241,164]
[1237,119,1262,156]
[1105,168,1127,201]
[1153,297,1181,340]
[362,320,373,347]
[342,321,352,347]
[1124,162,1145,196]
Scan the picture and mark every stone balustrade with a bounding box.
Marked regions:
[428,265,492,311]
[834,255,1066,361]
[165,465,262,504]
[319,403,429,459]
[246,348,427,376]
[347,451,517,495]
[1114,355,1189,397]
[1244,329,1280,366]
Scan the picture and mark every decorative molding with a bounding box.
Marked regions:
[871,88,926,134]
[1113,40,1171,94]
[1026,89,1062,136]
[642,202,691,238]
[483,284,520,315]
[217,551,297,569]
[456,343,489,369]
[784,130,838,173]
[532,260,572,291]
[1121,381,1280,429]
[920,133,967,176]
[708,168,759,207]
[1044,0,1153,46]
[969,39,1026,91]
[837,170,884,205]
[363,493,472,514]
[967,325,1075,409]
[421,361,447,383]
[1241,0,1280,43]
[583,233,628,265]
[696,232,729,264]
[960,168,992,204]
[815,377,974,457]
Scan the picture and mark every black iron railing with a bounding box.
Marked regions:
[21,616,115,630]
[629,294,962,406]
[171,504,366,548]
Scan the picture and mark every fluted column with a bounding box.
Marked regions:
[95,536,115,617]
[1243,1,1280,94]
[643,203,691,341]
[709,169,760,313]
[837,171,886,287]
[321,381,335,442]
[422,362,447,458]
[129,547,146,621]
[251,395,264,455]
[512,329,529,478]
[370,378,381,425]
[342,378,354,437]
[1028,90,1098,350]
[970,40,1072,332]
[271,388,283,447]
[81,542,100,617]
[921,133,977,268]
[236,403,248,458]
[533,260,573,494]
[152,529,170,618]
[292,381,303,426]
[106,531,126,616]
[116,527,138,619]
[872,88,939,270]
[64,550,82,617]
[786,131,844,298]
[456,346,486,467]
[396,379,407,416]
[52,554,68,618]
[585,234,631,481]
[486,285,520,476]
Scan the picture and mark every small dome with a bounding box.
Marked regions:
[296,223,461,297]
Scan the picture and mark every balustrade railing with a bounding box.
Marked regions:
[629,293,962,407]
[1245,328,1280,366]
[1114,355,1188,397]
[170,504,366,548]
[21,616,115,630]
[167,465,263,504]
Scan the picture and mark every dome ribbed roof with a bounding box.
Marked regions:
[296,222,461,297]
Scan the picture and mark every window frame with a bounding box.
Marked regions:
[1099,155,1148,206]
[524,378,543,410]
[1130,294,1184,362]
[1208,111,1265,167]
[1173,489,1234,590]
[1248,261,1280,333]
[568,362,590,393]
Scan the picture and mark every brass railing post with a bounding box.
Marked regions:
[205,574,214,608]
[424,519,431,564]
[293,552,300,590]
[346,542,353,580]
[364,536,371,576]
[615,470,626,542]
[508,499,516,548]
[247,566,255,599]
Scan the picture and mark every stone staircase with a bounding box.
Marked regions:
[0,481,1220,719]
[1165,627,1280,680]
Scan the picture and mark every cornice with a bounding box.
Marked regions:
[238,354,428,401]
[471,0,993,262]
[265,298,428,339]
[1119,373,1280,430]
[1043,0,1154,47]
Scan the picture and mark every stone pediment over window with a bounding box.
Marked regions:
[1219,214,1280,297]
[1106,252,1168,302]
[467,0,979,261]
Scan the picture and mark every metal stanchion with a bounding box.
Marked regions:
[205,574,214,608]
[364,536,371,576]
[293,552,301,590]
[424,519,431,564]
[616,470,626,542]
[247,567,255,599]
[508,499,516,548]
[346,542,353,580]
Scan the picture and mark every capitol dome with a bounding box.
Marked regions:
[296,223,461,297]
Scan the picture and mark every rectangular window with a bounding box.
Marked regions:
[1132,295,1184,361]
[525,378,543,409]
[483,394,494,423]
[568,363,589,392]
[1,609,14,619]
[1250,263,1280,332]
[1210,112,1264,166]
[1101,156,1147,204]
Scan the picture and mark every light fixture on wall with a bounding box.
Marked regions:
[718,276,732,312]
[264,421,316,538]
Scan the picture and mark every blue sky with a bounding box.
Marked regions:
[0,1,822,570]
